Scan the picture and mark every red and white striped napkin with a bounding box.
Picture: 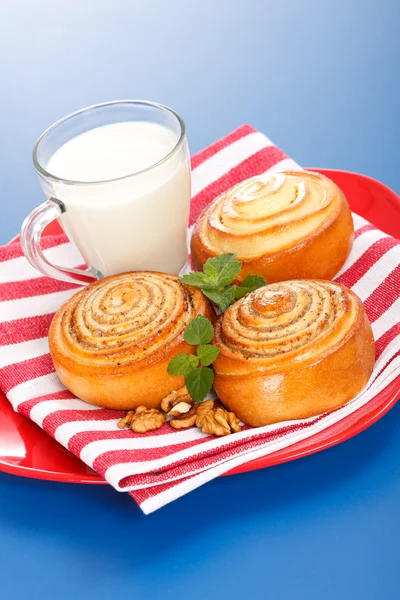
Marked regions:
[0,125,399,514]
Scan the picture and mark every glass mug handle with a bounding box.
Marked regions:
[20,198,97,284]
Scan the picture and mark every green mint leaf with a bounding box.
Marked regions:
[235,274,266,299]
[196,344,220,366]
[203,285,237,312]
[185,366,214,403]
[241,274,266,289]
[184,315,214,345]
[204,254,242,288]
[180,272,209,289]
[202,260,219,285]
[168,353,199,376]
[234,286,250,300]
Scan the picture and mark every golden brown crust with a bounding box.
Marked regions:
[212,280,375,426]
[191,171,354,283]
[49,271,212,409]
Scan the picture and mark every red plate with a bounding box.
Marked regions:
[1,168,399,484]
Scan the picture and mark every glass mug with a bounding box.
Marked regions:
[21,101,191,284]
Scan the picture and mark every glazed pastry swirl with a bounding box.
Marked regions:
[214,280,356,362]
[212,280,375,427]
[55,272,201,367]
[199,171,345,258]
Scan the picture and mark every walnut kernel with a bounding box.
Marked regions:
[117,410,135,429]
[196,403,242,437]
[160,386,192,412]
[169,406,198,429]
[195,400,215,428]
[226,411,241,433]
[131,406,166,433]
[168,401,193,417]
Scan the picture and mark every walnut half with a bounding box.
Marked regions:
[169,406,198,429]
[168,401,193,417]
[117,410,135,429]
[161,386,193,413]
[130,406,166,433]
[170,399,241,437]
[196,403,241,437]
[117,406,166,433]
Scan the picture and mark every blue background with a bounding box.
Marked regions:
[0,1,399,598]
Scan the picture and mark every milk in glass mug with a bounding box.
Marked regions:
[21,101,191,283]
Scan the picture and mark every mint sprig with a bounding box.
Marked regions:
[167,315,219,403]
[180,253,266,312]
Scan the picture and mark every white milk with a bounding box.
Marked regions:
[45,121,191,276]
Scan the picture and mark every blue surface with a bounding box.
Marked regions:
[0,1,399,598]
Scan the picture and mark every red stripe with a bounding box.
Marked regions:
[69,421,182,456]
[354,223,375,239]
[92,437,210,479]
[0,234,68,263]
[0,313,54,346]
[0,276,80,302]
[17,390,76,417]
[42,408,126,437]
[338,236,399,288]
[190,125,255,170]
[364,264,400,322]
[130,474,199,505]
[0,353,54,394]
[189,146,288,225]
[374,350,400,382]
[376,323,400,358]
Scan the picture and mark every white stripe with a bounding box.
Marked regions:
[351,246,400,301]
[54,418,122,445]
[0,337,49,368]
[352,213,369,231]
[186,224,195,251]
[266,157,302,173]
[336,228,389,277]
[8,373,66,408]
[29,398,101,427]
[191,132,274,197]
[0,288,79,323]
[0,242,83,283]
[372,297,400,340]
[140,359,400,512]
[370,336,400,372]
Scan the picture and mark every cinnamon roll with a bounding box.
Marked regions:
[213,280,375,426]
[49,272,212,409]
[191,171,354,283]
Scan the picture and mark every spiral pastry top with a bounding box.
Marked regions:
[197,171,345,256]
[191,171,354,283]
[49,271,212,409]
[212,280,375,427]
[214,280,361,368]
[50,272,208,368]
